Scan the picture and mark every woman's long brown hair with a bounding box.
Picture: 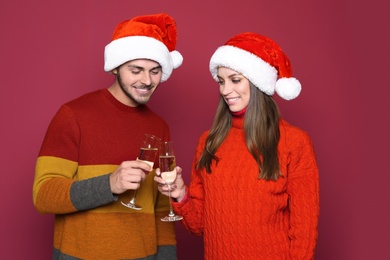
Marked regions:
[196,82,281,180]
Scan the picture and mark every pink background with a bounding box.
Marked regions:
[1,1,389,259]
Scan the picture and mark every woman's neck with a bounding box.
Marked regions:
[231,107,247,118]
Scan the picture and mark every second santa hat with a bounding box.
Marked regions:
[104,13,183,82]
[209,32,301,100]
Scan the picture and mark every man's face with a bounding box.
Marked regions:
[114,59,162,107]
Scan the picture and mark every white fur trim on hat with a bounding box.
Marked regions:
[275,77,302,100]
[209,45,278,95]
[104,36,183,82]
[170,50,183,69]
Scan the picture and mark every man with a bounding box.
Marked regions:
[33,13,183,259]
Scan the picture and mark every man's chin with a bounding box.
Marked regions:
[135,97,151,105]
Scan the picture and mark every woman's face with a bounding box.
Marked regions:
[217,67,250,112]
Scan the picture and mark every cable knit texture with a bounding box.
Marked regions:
[174,116,319,259]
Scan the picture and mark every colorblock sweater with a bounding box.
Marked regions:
[173,116,319,260]
[33,89,176,259]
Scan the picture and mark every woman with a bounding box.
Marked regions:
[156,32,319,259]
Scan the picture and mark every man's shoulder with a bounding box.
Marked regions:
[65,89,103,106]
[56,89,106,115]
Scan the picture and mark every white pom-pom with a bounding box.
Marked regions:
[275,77,302,100]
[170,50,183,69]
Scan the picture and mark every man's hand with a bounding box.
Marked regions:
[110,160,152,194]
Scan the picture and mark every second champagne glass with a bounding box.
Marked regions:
[159,141,183,222]
[121,134,160,210]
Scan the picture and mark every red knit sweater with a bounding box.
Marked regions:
[174,116,319,259]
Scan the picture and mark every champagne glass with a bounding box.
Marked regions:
[159,141,183,222]
[121,134,160,210]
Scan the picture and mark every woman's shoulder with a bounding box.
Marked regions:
[194,130,210,150]
[279,119,313,147]
[199,130,210,140]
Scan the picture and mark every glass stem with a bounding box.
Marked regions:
[168,184,175,217]
[129,190,137,204]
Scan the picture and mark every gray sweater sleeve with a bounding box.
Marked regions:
[70,173,118,211]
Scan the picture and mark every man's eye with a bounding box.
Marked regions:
[151,70,160,75]
[131,70,141,75]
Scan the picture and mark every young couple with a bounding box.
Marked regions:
[33,13,319,260]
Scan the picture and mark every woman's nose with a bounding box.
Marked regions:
[221,83,233,95]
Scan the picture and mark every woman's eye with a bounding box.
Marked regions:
[232,79,241,84]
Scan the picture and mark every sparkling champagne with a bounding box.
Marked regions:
[138,147,158,169]
[121,134,160,210]
[159,155,176,183]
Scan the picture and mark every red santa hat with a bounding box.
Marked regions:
[104,13,183,82]
[209,32,301,100]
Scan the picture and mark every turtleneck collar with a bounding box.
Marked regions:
[231,107,246,129]
[231,106,247,118]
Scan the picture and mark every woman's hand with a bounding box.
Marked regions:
[154,166,186,202]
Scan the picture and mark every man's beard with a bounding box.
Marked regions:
[117,72,155,105]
